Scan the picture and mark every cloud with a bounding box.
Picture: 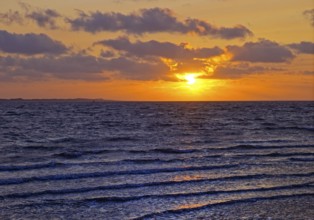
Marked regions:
[303,9,314,26]
[0,10,24,25]
[96,37,227,76]
[0,54,107,81]
[0,3,61,29]
[0,53,169,81]
[97,37,224,60]
[227,39,295,63]
[288,41,314,54]
[1,5,252,39]
[210,63,284,79]
[68,8,253,39]
[184,18,253,39]
[104,57,169,80]
[26,9,61,29]
[0,30,68,55]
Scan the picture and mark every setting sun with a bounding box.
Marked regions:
[176,73,203,85]
[185,74,196,85]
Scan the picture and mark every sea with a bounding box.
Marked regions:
[0,101,313,219]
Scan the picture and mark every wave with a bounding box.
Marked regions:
[105,137,139,142]
[264,126,314,132]
[0,164,237,186]
[85,181,314,203]
[49,137,90,144]
[0,149,312,172]
[0,157,202,172]
[151,148,200,154]
[6,143,313,165]
[83,144,314,156]
[0,162,60,171]
[134,193,314,220]
[2,172,313,200]
[224,144,314,151]
[235,152,314,158]
[289,157,314,162]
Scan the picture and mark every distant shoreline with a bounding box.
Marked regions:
[0,98,116,102]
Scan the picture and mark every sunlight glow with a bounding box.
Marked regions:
[174,72,211,95]
[185,74,196,85]
[176,73,202,85]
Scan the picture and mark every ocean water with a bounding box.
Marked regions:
[0,101,313,219]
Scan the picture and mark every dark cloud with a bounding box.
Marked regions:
[288,41,314,54]
[0,30,68,55]
[227,39,295,63]
[68,8,253,39]
[0,54,106,81]
[184,18,253,39]
[211,63,284,79]
[97,37,223,60]
[26,9,61,29]
[303,9,314,26]
[0,53,169,81]
[104,57,169,80]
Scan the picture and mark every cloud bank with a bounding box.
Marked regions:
[97,37,224,60]
[1,35,310,82]
[288,41,314,54]
[0,30,67,55]
[227,39,295,63]
[0,53,169,81]
[68,8,253,39]
[211,63,284,79]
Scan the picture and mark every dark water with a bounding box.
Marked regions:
[0,101,313,219]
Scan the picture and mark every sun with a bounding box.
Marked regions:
[184,74,196,85]
[176,73,201,85]
[174,72,211,94]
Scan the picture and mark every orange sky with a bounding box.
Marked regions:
[0,0,313,100]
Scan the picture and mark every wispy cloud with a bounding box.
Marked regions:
[303,9,314,26]
[0,2,61,29]
[0,10,24,25]
[26,9,61,29]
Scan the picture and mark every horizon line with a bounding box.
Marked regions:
[0,98,313,102]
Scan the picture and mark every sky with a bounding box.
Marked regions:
[0,0,313,101]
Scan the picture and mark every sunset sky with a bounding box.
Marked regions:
[0,0,313,101]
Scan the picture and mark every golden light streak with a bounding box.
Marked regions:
[161,58,178,72]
